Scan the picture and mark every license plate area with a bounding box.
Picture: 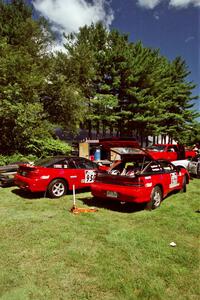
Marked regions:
[106,191,118,198]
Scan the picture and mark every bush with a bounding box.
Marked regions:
[27,137,72,157]
[0,138,71,166]
[0,153,37,166]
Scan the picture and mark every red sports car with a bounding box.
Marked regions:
[15,156,98,198]
[91,147,190,209]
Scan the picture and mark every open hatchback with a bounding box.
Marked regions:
[91,147,190,209]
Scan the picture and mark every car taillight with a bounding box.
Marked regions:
[137,177,145,187]
[26,170,40,178]
[123,177,145,187]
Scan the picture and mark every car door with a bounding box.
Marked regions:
[142,161,165,187]
[56,157,84,190]
[48,158,80,189]
[159,161,181,192]
[70,158,97,189]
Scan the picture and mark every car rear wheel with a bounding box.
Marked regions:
[48,179,67,198]
[146,186,162,210]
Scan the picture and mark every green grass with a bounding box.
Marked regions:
[0,179,200,300]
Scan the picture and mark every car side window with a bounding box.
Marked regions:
[144,162,162,174]
[167,146,178,152]
[67,159,77,169]
[63,160,69,169]
[74,159,97,169]
[159,161,176,173]
[50,159,64,169]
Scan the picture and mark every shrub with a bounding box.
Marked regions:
[0,153,36,166]
[27,137,71,157]
[0,138,71,166]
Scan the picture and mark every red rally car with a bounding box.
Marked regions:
[91,147,190,209]
[15,156,98,198]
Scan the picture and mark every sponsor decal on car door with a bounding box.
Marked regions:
[84,170,96,183]
[169,172,179,188]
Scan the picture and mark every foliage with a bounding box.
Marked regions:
[61,23,199,142]
[185,121,200,145]
[41,57,87,132]
[0,153,36,166]
[0,137,71,165]
[0,0,56,155]
[27,137,71,157]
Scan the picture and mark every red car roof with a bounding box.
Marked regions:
[99,138,140,150]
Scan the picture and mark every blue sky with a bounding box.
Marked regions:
[31,0,200,112]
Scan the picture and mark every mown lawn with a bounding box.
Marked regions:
[0,179,200,300]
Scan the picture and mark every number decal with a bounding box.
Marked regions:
[85,170,95,183]
[169,172,178,188]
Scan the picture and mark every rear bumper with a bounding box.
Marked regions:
[91,182,150,203]
[14,175,47,192]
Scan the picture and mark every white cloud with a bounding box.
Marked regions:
[32,0,114,52]
[32,0,114,33]
[185,36,195,42]
[137,0,162,9]
[169,0,200,8]
[137,0,200,9]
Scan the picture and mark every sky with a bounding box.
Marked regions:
[31,0,200,113]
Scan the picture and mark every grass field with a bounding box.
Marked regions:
[0,179,200,300]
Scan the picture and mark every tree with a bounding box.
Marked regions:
[62,22,199,143]
[0,0,60,155]
[41,51,87,134]
[157,57,199,143]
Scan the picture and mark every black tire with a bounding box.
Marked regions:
[48,179,67,198]
[146,186,162,210]
[197,163,200,179]
[180,175,187,193]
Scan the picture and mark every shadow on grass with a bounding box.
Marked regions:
[78,188,186,213]
[11,187,92,200]
[78,196,147,213]
[11,188,47,200]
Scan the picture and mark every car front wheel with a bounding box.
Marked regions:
[146,186,162,210]
[48,179,67,198]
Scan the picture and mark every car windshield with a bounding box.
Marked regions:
[146,145,165,152]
